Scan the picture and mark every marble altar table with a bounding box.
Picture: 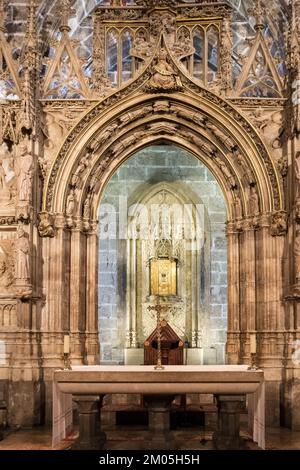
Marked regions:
[52,365,265,450]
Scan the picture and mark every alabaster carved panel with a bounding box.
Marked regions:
[0,234,15,295]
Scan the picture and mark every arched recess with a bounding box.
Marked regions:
[40,79,284,366]
[98,148,228,365]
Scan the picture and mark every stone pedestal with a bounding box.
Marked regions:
[144,394,175,450]
[72,395,106,450]
[213,394,245,450]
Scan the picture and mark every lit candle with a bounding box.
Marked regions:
[64,335,70,354]
[250,333,256,354]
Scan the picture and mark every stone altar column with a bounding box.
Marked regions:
[144,394,175,450]
[72,395,106,450]
[213,394,246,450]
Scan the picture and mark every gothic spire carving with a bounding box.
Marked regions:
[0,0,21,100]
[18,0,38,134]
[289,0,300,73]
[43,0,91,99]
[235,0,284,98]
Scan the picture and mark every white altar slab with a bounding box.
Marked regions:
[53,365,265,449]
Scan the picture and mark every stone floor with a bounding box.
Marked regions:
[0,425,299,450]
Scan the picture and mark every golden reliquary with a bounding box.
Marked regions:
[150,258,177,297]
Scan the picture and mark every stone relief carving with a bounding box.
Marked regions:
[0,241,14,290]
[170,105,206,127]
[145,49,183,93]
[270,211,288,237]
[215,156,236,189]
[172,28,195,60]
[149,12,176,42]
[38,212,55,238]
[119,106,153,127]
[71,154,90,188]
[235,152,255,186]
[148,122,177,135]
[206,122,237,152]
[130,32,154,62]
[90,124,119,153]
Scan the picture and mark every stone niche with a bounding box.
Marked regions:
[98,145,227,365]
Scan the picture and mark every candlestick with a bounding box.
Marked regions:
[248,353,259,370]
[147,299,169,371]
[63,353,72,370]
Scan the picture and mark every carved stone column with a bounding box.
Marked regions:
[70,218,86,364]
[226,222,240,364]
[86,222,99,364]
[239,219,256,363]
[72,395,106,450]
[213,395,246,450]
[144,394,176,450]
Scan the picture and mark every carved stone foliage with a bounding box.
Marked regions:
[41,101,93,173]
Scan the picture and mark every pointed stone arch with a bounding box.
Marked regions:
[38,57,286,401]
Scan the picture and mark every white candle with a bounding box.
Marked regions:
[250,333,256,354]
[64,335,70,354]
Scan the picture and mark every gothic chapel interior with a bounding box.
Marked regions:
[0,0,300,449]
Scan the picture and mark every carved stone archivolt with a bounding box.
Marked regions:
[43,83,282,224]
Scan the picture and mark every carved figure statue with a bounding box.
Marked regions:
[15,227,30,280]
[66,190,77,216]
[248,186,259,215]
[147,49,182,92]
[17,137,33,202]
